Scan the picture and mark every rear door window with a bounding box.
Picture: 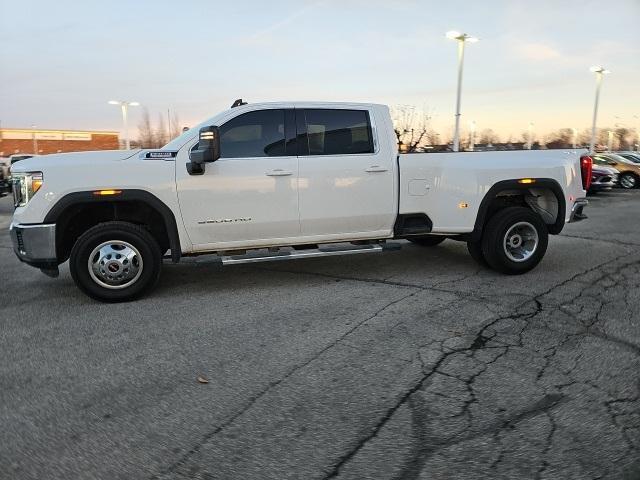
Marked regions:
[299,109,374,156]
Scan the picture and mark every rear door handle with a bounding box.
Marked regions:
[266,169,293,177]
[365,165,388,173]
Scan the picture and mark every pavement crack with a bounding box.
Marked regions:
[321,252,636,479]
[586,330,640,356]
[150,289,420,479]
[561,232,640,248]
[392,393,566,480]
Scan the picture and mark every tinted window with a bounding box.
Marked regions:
[219,110,286,158]
[620,154,640,163]
[592,156,611,166]
[302,109,374,155]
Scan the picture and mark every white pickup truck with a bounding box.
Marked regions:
[9,101,592,302]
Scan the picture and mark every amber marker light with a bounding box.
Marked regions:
[518,178,536,184]
[458,202,469,208]
[93,189,122,196]
[31,173,44,193]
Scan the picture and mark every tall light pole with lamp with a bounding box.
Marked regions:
[446,31,479,152]
[588,66,610,153]
[571,128,578,149]
[108,100,140,150]
[607,130,614,152]
[469,120,476,151]
[526,122,535,150]
[31,124,38,154]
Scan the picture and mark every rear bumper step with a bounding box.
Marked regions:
[569,198,588,222]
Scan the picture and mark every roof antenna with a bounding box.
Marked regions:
[231,99,248,108]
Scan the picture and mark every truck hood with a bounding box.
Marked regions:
[10,150,141,173]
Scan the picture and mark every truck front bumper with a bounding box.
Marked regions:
[9,222,59,276]
[569,198,588,223]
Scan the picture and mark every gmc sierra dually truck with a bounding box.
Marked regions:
[9,101,592,302]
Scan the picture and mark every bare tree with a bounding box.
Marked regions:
[138,108,154,148]
[169,111,182,141]
[479,128,499,145]
[614,127,632,150]
[155,113,167,148]
[391,105,435,152]
[544,128,573,149]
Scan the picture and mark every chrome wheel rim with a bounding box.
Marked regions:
[503,222,538,263]
[620,175,636,189]
[88,240,143,289]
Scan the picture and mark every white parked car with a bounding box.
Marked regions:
[9,153,39,165]
[9,101,591,302]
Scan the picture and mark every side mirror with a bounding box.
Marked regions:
[187,126,221,175]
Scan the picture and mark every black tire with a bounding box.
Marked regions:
[619,172,638,189]
[466,240,488,267]
[481,207,548,275]
[69,221,162,302]
[409,235,446,247]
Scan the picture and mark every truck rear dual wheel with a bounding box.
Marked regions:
[69,221,162,302]
[468,207,548,275]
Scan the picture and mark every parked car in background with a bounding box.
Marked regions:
[592,153,640,189]
[0,165,10,197]
[9,154,38,165]
[588,164,618,193]
[0,157,10,179]
[615,151,640,164]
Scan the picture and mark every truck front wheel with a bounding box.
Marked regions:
[69,221,162,302]
[481,207,548,275]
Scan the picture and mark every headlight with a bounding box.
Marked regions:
[12,172,43,207]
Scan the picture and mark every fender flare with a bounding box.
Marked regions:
[471,178,566,241]
[43,189,181,262]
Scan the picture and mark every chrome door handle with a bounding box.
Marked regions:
[365,165,388,173]
[266,169,293,176]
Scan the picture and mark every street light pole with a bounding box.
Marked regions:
[607,130,614,152]
[109,100,140,150]
[469,120,476,152]
[446,31,478,152]
[589,66,610,153]
[526,122,534,150]
[572,128,578,149]
[31,124,38,154]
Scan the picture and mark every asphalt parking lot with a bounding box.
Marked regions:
[1,191,639,480]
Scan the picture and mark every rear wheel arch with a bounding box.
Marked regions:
[471,179,566,241]
[44,190,181,264]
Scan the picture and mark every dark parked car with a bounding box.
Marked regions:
[592,153,640,189]
[0,168,10,197]
[588,164,618,193]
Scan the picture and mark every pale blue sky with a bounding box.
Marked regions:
[1,0,639,140]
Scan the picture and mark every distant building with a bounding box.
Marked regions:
[0,128,119,156]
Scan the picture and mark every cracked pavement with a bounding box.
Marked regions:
[1,191,639,480]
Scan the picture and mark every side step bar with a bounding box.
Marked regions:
[221,244,388,266]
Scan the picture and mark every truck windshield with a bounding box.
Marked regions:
[162,109,231,151]
[162,128,198,151]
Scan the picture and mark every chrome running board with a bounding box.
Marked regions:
[221,244,385,266]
